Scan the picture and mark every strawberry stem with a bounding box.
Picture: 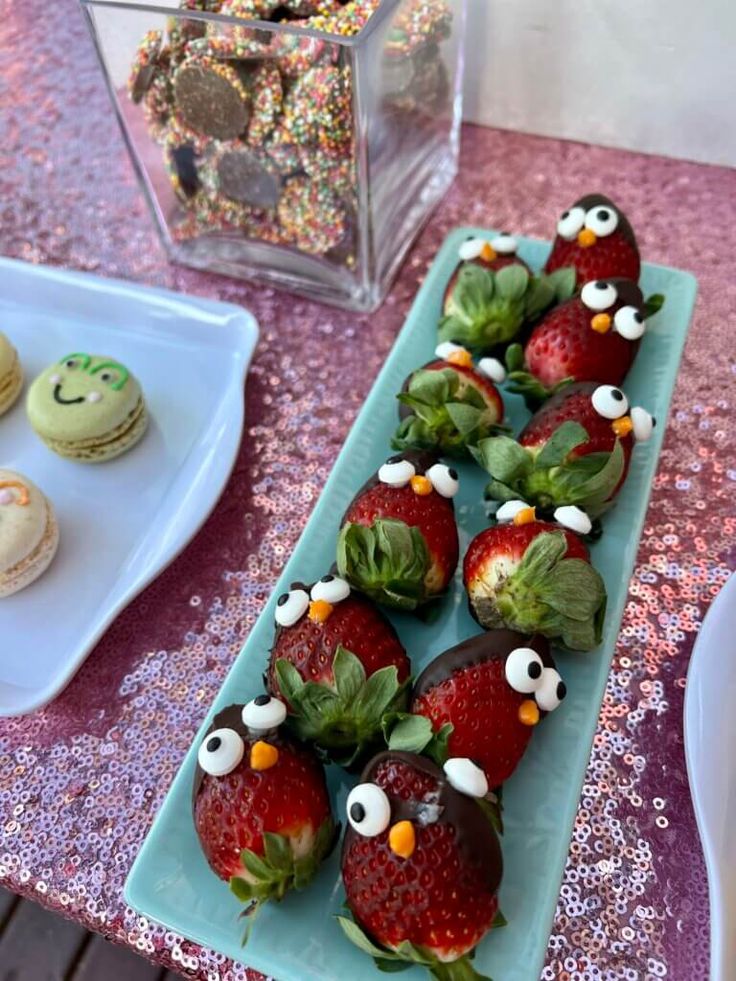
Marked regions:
[429,956,492,981]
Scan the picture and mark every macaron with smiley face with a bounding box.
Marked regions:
[0,469,59,598]
[26,352,147,462]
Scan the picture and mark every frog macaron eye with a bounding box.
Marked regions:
[60,352,91,371]
[584,205,619,238]
[505,647,544,693]
[347,783,391,836]
[89,361,130,390]
[614,305,646,341]
[275,587,310,627]
[310,574,350,604]
[197,727,244,776]
[378,456,416,487]
[557,206,585,240]
[242,694,287,731]
[581,280,618,311]
[535,668,567,712]
[592,385,629,419]
[425,463,459,499]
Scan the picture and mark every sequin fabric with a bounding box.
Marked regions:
[1,1,735,978]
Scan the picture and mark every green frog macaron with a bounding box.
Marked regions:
[27,352,148,462]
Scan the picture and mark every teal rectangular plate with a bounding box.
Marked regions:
[125,229,697,981]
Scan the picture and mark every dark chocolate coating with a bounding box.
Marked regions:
[340,449,444,526]
[218,148,280,208]
[174,61,250,140]
[342,750,503,892]
[412,630,553,699]
[569,193,638,253]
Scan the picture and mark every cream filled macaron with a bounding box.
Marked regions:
[27,352,147,462]
[0,332,23,416]
[0,470,59,598]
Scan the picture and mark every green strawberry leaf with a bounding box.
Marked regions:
[534,421,589,469]
[504,343,524,372]
[333,645,367,704]
[406,368,455,405]
[337,915,397,959]
[387,713,434,752]
[274,659,306,704]
[471,435,533,484]
[643,293,665,319]
[492,909,508,928]
[494,264,529,301]
[523,275,554,319]
[543,266,577,302]
[445,401,485,436]
[337,519,430,611]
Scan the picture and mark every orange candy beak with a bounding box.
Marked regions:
[308,599,333,623]
[577,228,597,248]
[388,820,416,859]
[410,475,433,496]
[446,348,473,368]
[612,416,633,437]
[480,242,497,263]
[590,313,612,334]
[250,741,279,771]
[513,506,536,526]
[518,700,540,726]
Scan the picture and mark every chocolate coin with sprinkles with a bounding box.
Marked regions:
[128,30,164,103]
[173,56,251,139]
[201,144,281,208]
[278,176,346,254]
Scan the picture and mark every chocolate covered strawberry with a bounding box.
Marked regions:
[265,573,410,765]
[338,751,503,979]
[438,255,575,355]
[337,451,460,611]
[506,278,664,407]
[442,233,531,310]
[392,343,506,458]
[193,698,337,926]
[389,630,565,791]
[473,382,655,516]
[545,193,641,286]
[463,504,607,651]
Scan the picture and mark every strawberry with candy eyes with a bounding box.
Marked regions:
[438,237,575,356]
[388,630,566,790]
[505,277,664,408]
[193,697,337,929]
[463,503,607,651]
[338,751,503,979]
[265,573,411,766]
[337,450,460,611]
[392,342,506,459]
[544,193,641,286]
[472,382,655,517]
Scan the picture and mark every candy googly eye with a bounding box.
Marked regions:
[557,206,585,240]
[274,588,310,627]
[310,575,350,604]
[477,357,506,384]
[581,280,618,311]
[346,783,391,836]
[458,237,487,261]
[613,305,645,341]
[490,233,517,254]
[553,505,592,536]
[505,647,544,694]
[443,758,489,798]
[592,385,629,419]
[495,500,530,523]
[242,695,287,731]
[197,727,244,776]
[535,668,567,712]
[378,456,416,487]
[584,205,619,238]
[631,406,655,442]
[426,463,459,499]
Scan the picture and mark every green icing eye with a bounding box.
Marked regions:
[60,352,92,371]
[89,361,129,390]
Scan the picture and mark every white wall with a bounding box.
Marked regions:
[462,0,736,167]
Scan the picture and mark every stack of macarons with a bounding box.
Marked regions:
[0,335,149,598]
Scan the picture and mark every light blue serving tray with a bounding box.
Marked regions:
[125,229,697,981]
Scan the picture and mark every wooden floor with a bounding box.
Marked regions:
[0,887,183,981]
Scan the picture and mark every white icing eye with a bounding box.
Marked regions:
[378,456,416,487]
[310,574,350,604]
[614,305,645,341]
[242,695,287,731]
[553,505,592,535]
[458,237,487,261]
[557,206,585,240]
[87,391,102,403]
[490,233,517,255]
[505,647,544,693]
[592,385,629,419]
[535,668,567,712]
[197,727,244,776]
[581,280,618,311]
[585,205,619,238]
[347,783,391,836]
[477,357,506,383]
[426,463,459,498]
[435,341,464,360]
[275,588,310,627]
[495,500,530,523]
[631,406,655,442]
[443,758,489,798]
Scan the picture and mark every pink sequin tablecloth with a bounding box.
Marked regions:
[1,3,735,979]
